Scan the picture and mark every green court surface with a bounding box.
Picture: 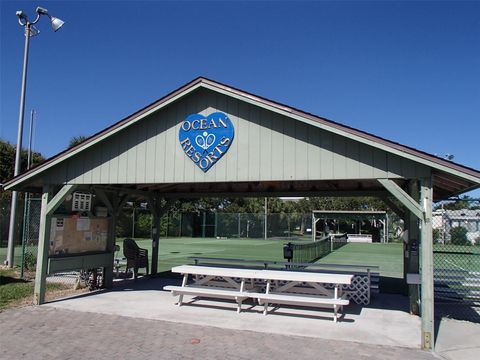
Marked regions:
[116,237,286,273]
[317,242,404,278]
[116,238,404,277]
[0,239,404,279]
[433,245,480,272]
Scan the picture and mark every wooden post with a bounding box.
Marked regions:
[34,184,77,305]
[150,197,161,276]
[151,213,161,275]
[95,189,127,288]
[408,181,420,315]
[149,197,172,276]
[420,177,434,350]
[104,210,116,288]
[33,186,52,305]
[378,178,432,348]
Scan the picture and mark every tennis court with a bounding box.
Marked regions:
[115,238,404,278]
[433,245,480,272]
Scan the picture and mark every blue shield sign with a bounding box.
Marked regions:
[179,112,235,172]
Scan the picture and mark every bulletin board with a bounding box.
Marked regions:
[49,216,109,256]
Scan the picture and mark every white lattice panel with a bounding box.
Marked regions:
[344,275,371,305]
[194,274,371,305]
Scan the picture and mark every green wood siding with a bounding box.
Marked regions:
[38,88,430,185]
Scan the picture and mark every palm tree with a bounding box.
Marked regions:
[68,135,89,148]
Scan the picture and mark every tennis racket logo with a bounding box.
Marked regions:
[195,132,216,153]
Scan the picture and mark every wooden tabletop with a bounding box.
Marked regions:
[171,265,353,284]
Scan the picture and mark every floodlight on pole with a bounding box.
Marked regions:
[50,17,65,32]
[5,6,65,268]
[35,6,65,32]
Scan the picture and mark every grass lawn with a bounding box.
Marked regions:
[116,238,404,277]
[0,267,69,311]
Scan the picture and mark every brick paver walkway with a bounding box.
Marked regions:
[0,306,437,360]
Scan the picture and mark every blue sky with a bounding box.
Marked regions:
[1,1,479,190]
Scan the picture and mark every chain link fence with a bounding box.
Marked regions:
[161,212,313,240]
[432,200,480,322]
[20,197,41,277]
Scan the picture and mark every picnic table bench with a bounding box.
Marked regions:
[164,265,353,322]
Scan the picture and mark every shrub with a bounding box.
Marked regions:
[450,226,470,246]
[433,228,442,243]
[24,251,37,270]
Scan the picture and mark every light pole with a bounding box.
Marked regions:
[5,6,64,267]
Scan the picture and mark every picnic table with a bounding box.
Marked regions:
[164,265,353,322]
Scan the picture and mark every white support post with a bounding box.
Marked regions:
[237,278,245,313]
[178,273,188,306]
[334,285,339,323]
[263,280,271,315]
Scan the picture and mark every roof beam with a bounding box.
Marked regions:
[158,190,389,199]
[94,185,152,200]
[433,174,470,189]
[432,178,460,192]
[46,184,78,216]
[378,179,424,220]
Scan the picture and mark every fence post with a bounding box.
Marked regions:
[20,194,29,278]
[179,213,182,237]
[238,213,241,238]
[264,197,268,240]
[131,206,135,238]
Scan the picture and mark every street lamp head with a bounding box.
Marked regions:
[16,10,27,19]
[36,7,49,15]
[50,16,65,32]
[16,10,28,25]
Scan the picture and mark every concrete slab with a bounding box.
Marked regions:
[435,318,480,360]
[45,276,421,349]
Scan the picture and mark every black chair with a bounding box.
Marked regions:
[123,238,149,279]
